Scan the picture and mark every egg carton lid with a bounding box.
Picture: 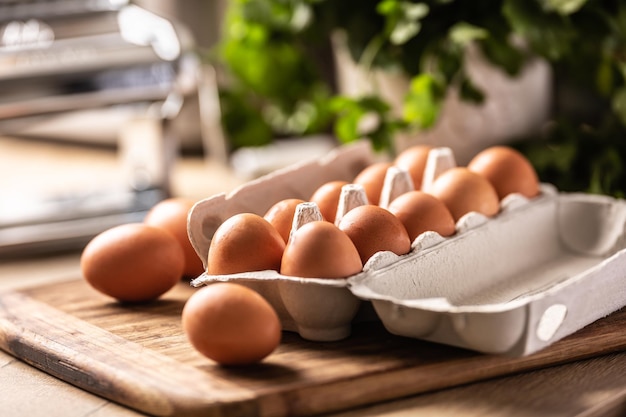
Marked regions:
[188,141,626,356]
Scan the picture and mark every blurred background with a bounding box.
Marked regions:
[0,0,236,257]
[2,0,626,257]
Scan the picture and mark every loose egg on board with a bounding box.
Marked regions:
[80,223,184,303]
[352,162,393,205]
[428,167,500,222]
[309,180,349,222]
[394,144,433,190]
[144,197,204,278]
[207,213,285,275]
[281,220,363,278]
[338,205,411,265]
[467,145,540,200]
[182,283,282,365]
[264,198,306,243]
[387,191,456,241]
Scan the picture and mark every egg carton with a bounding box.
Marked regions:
[188,141,626,356]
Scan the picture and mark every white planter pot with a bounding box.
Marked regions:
[332,32,552,164]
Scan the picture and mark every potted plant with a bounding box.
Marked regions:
[208,0,626,197]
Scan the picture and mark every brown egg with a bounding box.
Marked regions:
[352,162,392,205]
[428,167,500,222]
[338,205,411,264]
[468,146,540,200]
[144,197,204,278]
[394,144,433,190]
[80,223,184,303]
[263,198,306,243]
[207,213,285,275]
[387,191,456,241]
[182,283,281,365]
[309,180,348,222]
[281,220,362,278]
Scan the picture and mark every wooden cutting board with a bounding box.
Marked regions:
[0,278,624,417]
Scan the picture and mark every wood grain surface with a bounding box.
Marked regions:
[0,278,624,417]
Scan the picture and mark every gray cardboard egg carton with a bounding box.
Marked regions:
[188,141,626,357]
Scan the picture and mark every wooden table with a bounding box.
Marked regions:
[1,136,625,417]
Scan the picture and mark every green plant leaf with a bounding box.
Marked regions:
[390,20,422,45]
[216,0,626,193]
[329,95,396,146]
[479,35,526,76]
[404,2,429,20]
[376,0,400,15]
[503,0,577,61]
[403,73,445,128]
[449,22,488,46]
[219,90,274,149]
[378,1,429,45]
[329,96,366,142]
[334,110,362,142]
[539,0,589,15]
[239,0,314,33]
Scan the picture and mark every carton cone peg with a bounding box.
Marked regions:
[421,147,457,193]
[379,166,415,209]
[335,184,369,225]
[289,202,324,242]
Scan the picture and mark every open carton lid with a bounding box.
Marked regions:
[188,141,626,356]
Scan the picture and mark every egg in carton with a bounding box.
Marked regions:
[188,141,376,342]
[188,141,626,356]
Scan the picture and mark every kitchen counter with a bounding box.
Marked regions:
[1,135,625,417]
